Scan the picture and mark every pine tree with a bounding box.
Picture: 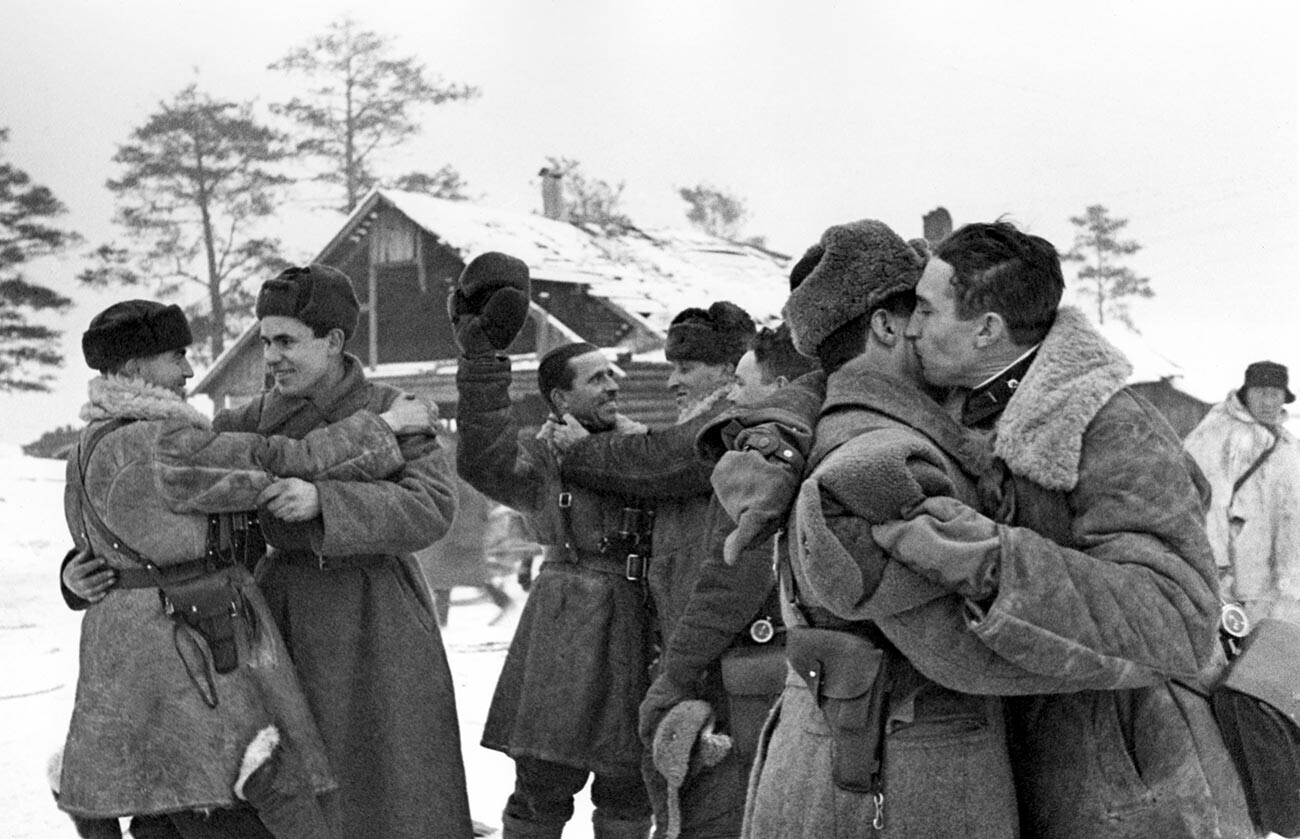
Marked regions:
[79,85,291,362]
[679,183,748,240]
[0,128,77,392]
[270,16,479,213]
[1063,204,1154,329]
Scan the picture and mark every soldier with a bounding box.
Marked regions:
[451,253,662,839]
[213,264,472,839]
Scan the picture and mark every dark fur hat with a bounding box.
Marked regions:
[782,220,926,357]
[82,300,192,371]
[664,301,755,367]
[1243,360,1295,403]
[255,264,360,339]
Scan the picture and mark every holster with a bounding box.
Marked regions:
[786,625,889,793]
[160,566,246,674]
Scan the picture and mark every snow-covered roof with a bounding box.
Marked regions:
[1091,319,1185,384]
[373,189,792,329]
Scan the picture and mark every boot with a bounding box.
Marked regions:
[593,813,653,839]
[501,813,565,839]
[235,726,337,839]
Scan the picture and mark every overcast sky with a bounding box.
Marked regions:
[2,0,1297,446]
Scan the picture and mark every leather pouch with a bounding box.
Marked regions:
[786,626,888,793]
[720,643,789,698]
[161,567,245,674]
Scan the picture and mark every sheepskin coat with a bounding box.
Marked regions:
[1184,392,1300,625]
[455,355,654,778]
[60,374,406,819]
[737,358,1021,839]
[214,354,471,839]
[559,388,759,839]
[972,308,1254,839]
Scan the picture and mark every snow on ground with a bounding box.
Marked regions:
[0,448,595,839]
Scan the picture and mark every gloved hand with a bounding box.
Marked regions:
[870,496,1002,600]
[712,448,800,565]
[447,252,531,357]
[639,672,698,747]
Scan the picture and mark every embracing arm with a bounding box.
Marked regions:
[969,405,1220,686]
[876,395,1221,689]
[154,411,407,514]
[560,414,715,500]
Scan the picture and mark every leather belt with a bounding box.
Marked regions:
[114,557,218,590]
[276,550,391,571]
[553,549,646,581]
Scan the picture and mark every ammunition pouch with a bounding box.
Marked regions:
[787,626,890,794]
[160,566,247,675]
[720,640,789,764]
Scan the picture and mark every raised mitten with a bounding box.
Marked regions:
[871,496,1002,600]
[448,252,531,352]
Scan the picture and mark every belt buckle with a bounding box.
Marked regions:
[625,553,646,581]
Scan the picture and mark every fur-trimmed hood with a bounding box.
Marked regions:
[993,307,1131,492]
[80,374,211,429]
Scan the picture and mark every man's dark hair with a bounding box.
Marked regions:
[752,323,819,383]
[934,221,1063,345]
[537,342,601,413]
[815,290,916,374]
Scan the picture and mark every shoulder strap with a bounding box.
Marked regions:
[73,419,159,573]
[1232,432,1279,496]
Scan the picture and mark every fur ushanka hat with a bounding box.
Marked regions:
[82,300,192,372]
[782,219,927,357]
[255,264,361,340]
[664,301,756,367]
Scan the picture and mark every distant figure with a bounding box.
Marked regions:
[485,502,543,593]
[1185,360,1300,626]
[419,472,516,627]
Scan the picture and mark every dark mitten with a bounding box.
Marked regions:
[871,496,1002,600]
[448,252,531,352]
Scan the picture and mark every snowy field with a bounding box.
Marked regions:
[0,444,595,839]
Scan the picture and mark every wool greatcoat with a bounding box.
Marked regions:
[1184,390,1300,625]
[955,308,1254,839]
[455,354,659,777]
[213,353,471,839]
[60,374,407,819]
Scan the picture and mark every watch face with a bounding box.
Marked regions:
[1221,603,1250,638]
[750,617,775,644]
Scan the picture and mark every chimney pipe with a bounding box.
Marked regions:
[922,207,953,246]
[539,168,565,220]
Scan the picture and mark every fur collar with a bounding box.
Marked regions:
[677,385,732,424]
[79,374,212,429]
[993,307,1131,492]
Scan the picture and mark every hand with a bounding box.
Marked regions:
[639,672,696,746]
[711,449,799,564]
[380,393,439,435]
[449,308,497,359]
[258,478,322,523]
[62,546,116,603]
[870,496,1002,600]
[545,413,590,453]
